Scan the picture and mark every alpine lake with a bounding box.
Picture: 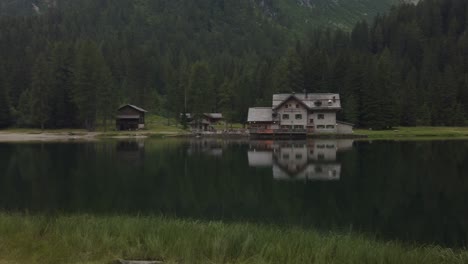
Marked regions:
[1,137,468,250]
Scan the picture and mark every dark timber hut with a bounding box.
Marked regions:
[116,104,148,130]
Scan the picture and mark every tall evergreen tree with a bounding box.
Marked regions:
[0,68,12,128]
[30,54,52,130]
[73,41,101,130]
[49,42,77,128]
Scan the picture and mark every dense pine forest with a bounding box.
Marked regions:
[0,0,467,130]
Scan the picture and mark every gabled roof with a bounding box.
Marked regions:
[247,107,273,122]
[272,94,310,110]
[118,104,148,113]
[272,93,341,110]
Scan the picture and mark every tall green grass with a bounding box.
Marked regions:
[355,126,468,139]
[0,214,466,264]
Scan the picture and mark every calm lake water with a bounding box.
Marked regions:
[1,138,468,247]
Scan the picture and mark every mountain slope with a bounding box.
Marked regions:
[257,0,401,29]
[1,0,403,30]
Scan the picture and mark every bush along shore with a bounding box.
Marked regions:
[0,214,467,264]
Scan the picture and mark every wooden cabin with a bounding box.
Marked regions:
[116,104,148,131]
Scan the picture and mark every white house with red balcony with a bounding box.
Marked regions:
[247,93,353,137]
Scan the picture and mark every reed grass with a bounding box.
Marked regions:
[0,213,467,264]
[355,126,468,139]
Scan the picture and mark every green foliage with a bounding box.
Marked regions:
[1,213,467,264]
[188,61,214,115]
[30,54,52,129]
[0,69,12,128]
[0,0,467,130]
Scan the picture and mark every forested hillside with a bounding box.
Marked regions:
[0,0,467,130]
[1,0,398,29]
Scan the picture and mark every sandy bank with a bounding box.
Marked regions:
[0,132,100,142]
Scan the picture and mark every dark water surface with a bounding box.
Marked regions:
[1,138,468,247]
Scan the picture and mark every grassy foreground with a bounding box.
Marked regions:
[355,126,468,139]
[0,214,466,264]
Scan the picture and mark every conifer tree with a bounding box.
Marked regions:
[73,41,101,131]
[30,54,52,130]
[0,69,12,128]
[188,61,213,115]
[50,42,77,128]
[97,59,116,131]
[284,48,305,92]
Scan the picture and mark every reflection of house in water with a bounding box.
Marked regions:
[187,139,225,157]
[116,140,145,164]
[248,140,353,181]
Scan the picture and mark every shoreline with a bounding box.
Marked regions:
[1,126,468,142]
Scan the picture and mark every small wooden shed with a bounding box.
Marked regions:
[116,104,148,131]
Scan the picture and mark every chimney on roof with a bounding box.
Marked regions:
[304,89,308,99]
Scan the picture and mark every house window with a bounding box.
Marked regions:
[285,104,288,109]
[317,125,325,129]
[326,125,335,129]
[315,101,322,107]
[295,114,302,120]
[282,114,289,120]
[318,114,325,119]
[283,154,290,160]
[294,125,304,129]
[296,104,300,108]
[295,154,303,160]
[309,119,314,123]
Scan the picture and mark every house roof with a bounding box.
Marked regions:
[272,93,341,110]
[247,107,273,122]
[118,104,148,113]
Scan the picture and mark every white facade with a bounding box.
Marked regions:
[274,95,339,133]
[247,93,353,135]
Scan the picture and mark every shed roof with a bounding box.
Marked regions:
[117,115,140,119]
[247,107,273,122]
[204,113,223,119]
[118,104,148,113]
[337,121,355,126]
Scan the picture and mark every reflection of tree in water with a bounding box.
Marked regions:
[116,140,145,165]
[249,140,353,181]
[1,140,468,247]
[186,139,228,157]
